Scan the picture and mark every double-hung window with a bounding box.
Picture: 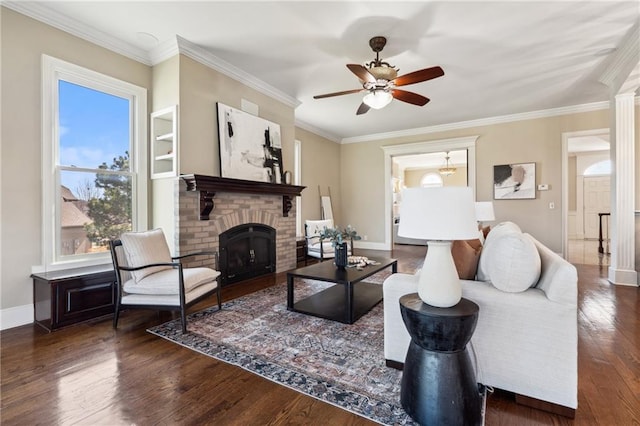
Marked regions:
[41,55,147,270]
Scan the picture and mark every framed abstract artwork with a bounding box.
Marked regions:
[216,102,284,183]
[493,162,536,199]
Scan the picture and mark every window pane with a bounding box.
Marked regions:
[420,172,443,188]
[58,80,130,170]
[59,169,132,256]
[584,160,611,176]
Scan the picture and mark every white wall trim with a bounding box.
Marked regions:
[174,36,300,109]
[354,241,389,251]
[295,119,341,143]
[3,1,151,65]
[4,3,301,110]
[342,101,610,144]
[0,304,34,331]
[599,22,639,91]
[381,136,478,250]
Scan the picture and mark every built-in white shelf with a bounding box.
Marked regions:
[150,105,178,179]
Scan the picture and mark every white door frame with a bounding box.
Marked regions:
[381,135,478,250]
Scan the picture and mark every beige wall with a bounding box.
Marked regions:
[0,8,152,311]
[179,55,295,177]
[340,109,612,252]
[294,127,342,226]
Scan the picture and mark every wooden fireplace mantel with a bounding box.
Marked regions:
[181,174,305,220]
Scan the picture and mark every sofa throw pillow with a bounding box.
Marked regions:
[120,228,173,283]
[486,232,541,292]
[476,221,522,281]
[451,239,483,280]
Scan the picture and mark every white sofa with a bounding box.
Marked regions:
[383,223,578,415]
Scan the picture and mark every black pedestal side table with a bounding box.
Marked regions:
[399,293,482,425]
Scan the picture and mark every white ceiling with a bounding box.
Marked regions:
[9,1,639,142]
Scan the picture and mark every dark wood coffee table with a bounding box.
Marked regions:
[286,257,397,324]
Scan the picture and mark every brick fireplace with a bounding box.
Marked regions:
[175,175,304,279]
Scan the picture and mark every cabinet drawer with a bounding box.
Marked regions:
[56,277,115,326]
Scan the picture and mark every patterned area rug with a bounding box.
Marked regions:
[148,270,417,425]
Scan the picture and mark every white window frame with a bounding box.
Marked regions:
[39,55,148,272]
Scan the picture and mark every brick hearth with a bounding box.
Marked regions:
[175,179,297,273]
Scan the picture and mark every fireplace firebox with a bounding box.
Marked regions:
[219,223,276,286]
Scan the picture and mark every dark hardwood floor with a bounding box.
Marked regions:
[2,245,639,425]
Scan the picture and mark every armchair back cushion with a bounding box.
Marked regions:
[305,219,334,237]
[120,228,172,282]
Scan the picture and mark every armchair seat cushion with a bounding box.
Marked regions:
[307,241,336,256]
[124,267,221,295]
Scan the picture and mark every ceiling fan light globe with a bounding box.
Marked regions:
[363,91,393,109]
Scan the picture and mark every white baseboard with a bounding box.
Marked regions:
[0,304,34,330]
[608,267,638,286]
[354,241,388,251]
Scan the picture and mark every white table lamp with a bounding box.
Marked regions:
[398,187,479,307]
[475,201,495,224]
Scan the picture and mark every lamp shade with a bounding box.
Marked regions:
[398,187,479,241]
[475,201,495,222]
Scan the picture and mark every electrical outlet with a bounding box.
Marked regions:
[549,202,555,209]
[363,235,368,241]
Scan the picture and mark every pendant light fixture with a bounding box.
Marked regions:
[439,151,457,176]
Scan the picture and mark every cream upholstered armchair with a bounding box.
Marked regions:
[304,219,353,262]
[109,228,221,333]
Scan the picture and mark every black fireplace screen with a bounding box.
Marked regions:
[219,223,276,286]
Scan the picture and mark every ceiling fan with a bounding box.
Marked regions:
[313,36,444,115]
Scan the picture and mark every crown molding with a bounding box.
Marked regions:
[3,3,301,109]
[294,119,341,143]
[2,1,152,65]
[599,22,639,90]
[174,36,301,109]
[148,37,180,65]
[341,100,612,144]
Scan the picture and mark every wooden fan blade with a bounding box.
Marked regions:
[393,66,444,86]
[356,102,370,115]
[347,64,376,83]
[392,89,430,106]
[313,89,363,99]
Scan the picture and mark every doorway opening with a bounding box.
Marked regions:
[382,136,478,250]
[563,129,611,267]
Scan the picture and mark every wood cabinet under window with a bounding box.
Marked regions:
[32,266,116,331]
[151,105,178,179]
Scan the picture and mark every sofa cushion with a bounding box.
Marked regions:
[485,232,541,292]
[120,228,172,283]
[451,239,483,280]
[477,221,521,281]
